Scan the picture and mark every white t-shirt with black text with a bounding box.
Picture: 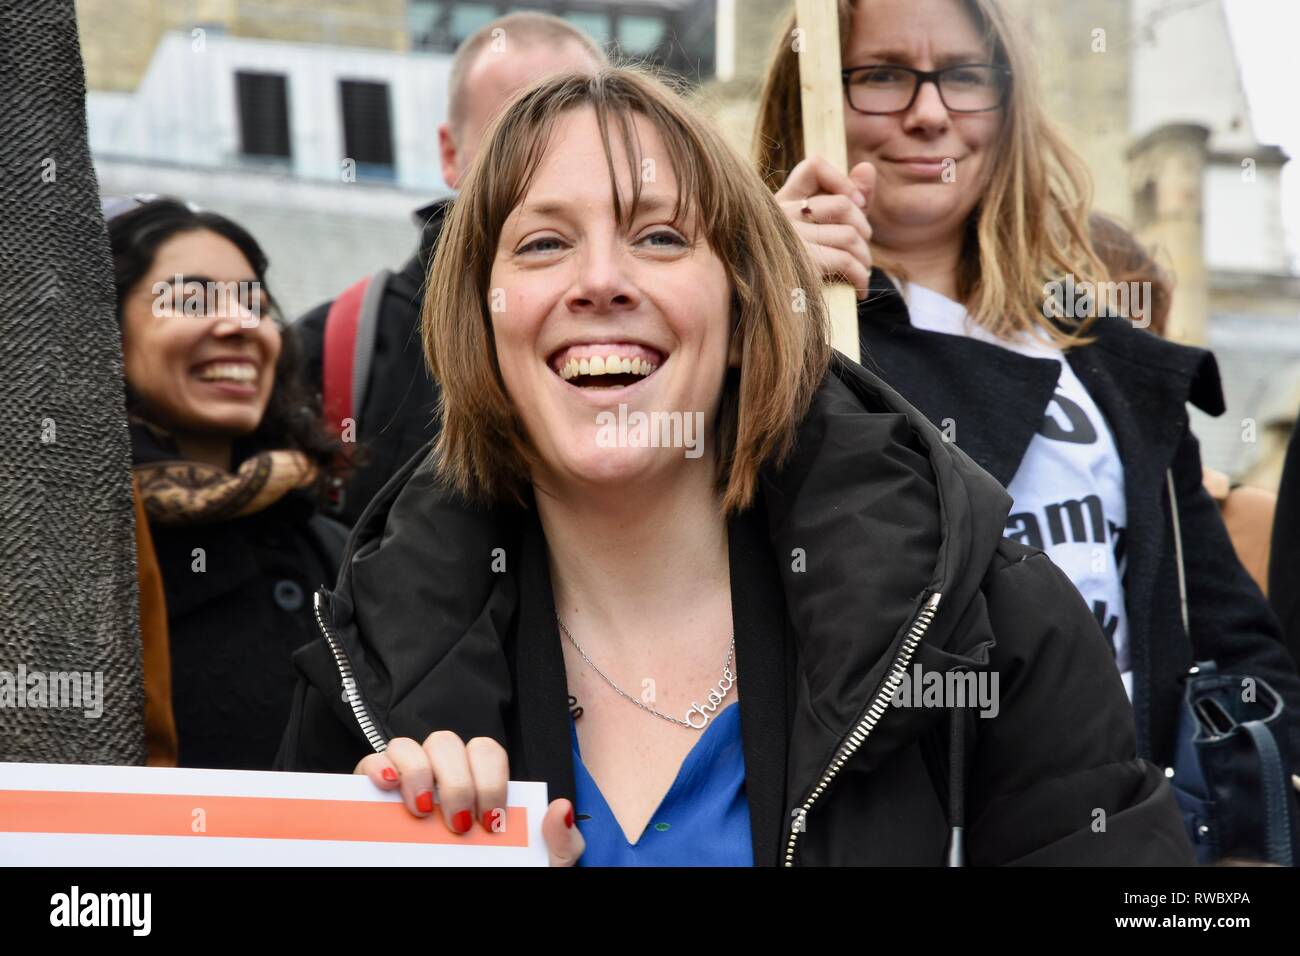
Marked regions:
[902,282,1132,698]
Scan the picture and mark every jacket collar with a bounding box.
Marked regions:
[857,272,1060,487]
[859,265,1224,415]
[857,268,1225,486]
[397,199,453,290]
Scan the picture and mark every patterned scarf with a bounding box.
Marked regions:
[130,418,319,526]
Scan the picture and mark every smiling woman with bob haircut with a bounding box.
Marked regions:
[278,66,1192,866]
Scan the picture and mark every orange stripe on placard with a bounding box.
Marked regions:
[0,790,527,847]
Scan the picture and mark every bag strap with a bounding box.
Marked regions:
[321,270,389,516]
[322,275,371,437]
[351,267,390,425]
[1240,720,1296,865]
[1167,468,1190,635]
[322,268,391,433]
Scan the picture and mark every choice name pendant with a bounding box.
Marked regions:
[684,663,737,729]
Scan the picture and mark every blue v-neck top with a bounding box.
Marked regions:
[570,703,753,866]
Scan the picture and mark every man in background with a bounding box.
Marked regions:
[296,12,606,526]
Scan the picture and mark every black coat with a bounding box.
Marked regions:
[856,268,1300,773]
[1269,418,1300,668]
[150,491,347,769]
[295,200,449,527]
[276,357,1193,866]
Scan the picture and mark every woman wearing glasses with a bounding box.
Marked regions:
[756,0,1300,787]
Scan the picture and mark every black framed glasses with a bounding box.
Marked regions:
[841,64,1011,115]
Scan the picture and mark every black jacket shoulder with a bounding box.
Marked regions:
[969,541,1193,864]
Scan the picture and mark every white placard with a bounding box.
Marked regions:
[0,762,548,866]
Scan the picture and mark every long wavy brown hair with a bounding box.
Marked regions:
[754,0,1115,346]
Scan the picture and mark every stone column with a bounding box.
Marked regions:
[1129,123,1211,345]
[1,0,146,762]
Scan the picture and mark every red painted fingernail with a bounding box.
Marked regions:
[452,810,472,834]
[415,790,434,813]
[564,805,575,829]
[381,768,398,783]
[482,810,502,833]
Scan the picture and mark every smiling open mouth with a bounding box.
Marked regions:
[193,361,258,384]
[550,344,663,390]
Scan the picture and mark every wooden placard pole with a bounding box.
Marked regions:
[795,0,859,358]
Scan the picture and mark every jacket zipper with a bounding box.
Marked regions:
[783,591,942,867]
[313,590,388,754]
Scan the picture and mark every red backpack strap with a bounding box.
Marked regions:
[322,275,371,438]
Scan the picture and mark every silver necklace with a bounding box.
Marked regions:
[556,615,737,730]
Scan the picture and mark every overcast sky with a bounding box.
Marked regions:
[1223,0,1300,268]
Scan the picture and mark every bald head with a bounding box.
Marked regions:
[440,13,606,189]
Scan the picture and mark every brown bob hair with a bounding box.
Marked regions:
[423,66,832,513]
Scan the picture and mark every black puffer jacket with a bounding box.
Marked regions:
[276,357,1194,866]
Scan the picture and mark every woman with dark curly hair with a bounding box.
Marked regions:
[108,196,349,770]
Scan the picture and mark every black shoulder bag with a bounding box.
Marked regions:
[1166,470,1300,865]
